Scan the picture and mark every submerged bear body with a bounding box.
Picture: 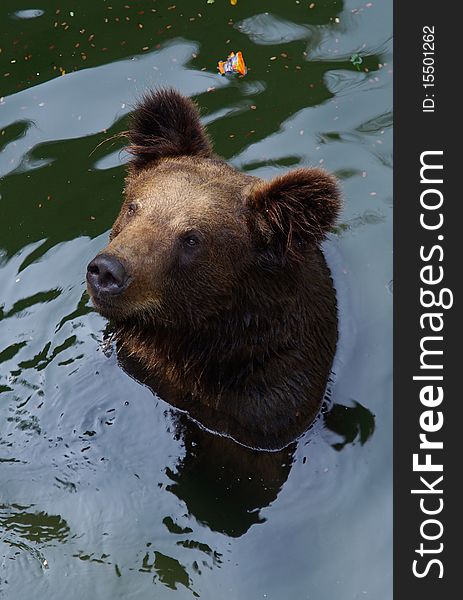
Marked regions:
[87,89,341,450]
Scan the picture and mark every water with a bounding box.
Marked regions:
[0,1,392,598]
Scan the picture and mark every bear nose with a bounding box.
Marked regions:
[86,254,129,295]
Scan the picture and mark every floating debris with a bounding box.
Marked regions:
[217,51,247,76]
[350,53,363,70]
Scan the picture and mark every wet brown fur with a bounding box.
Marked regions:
[88,88,341,450]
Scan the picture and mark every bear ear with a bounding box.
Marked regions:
[127,88,213,170]
[247,168,341,257]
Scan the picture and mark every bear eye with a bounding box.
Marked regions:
[182,232,201,248]
[127,202,137,217]
[185,236,199,247]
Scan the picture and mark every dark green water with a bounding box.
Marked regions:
[0,1,392,598]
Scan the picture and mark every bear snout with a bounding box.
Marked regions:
[86,253,130,298]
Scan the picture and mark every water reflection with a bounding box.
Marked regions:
[0,503,69,572]
[0,503,70,544]
[324,401,375,451]
[120,351,375,538]
[167,414,295,538]
[138,550,197,595]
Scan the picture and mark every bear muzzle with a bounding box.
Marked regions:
[86,253,131,305]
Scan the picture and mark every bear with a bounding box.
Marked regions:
[86,88,341,451]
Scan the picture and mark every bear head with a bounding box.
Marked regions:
[86,88,341,328]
